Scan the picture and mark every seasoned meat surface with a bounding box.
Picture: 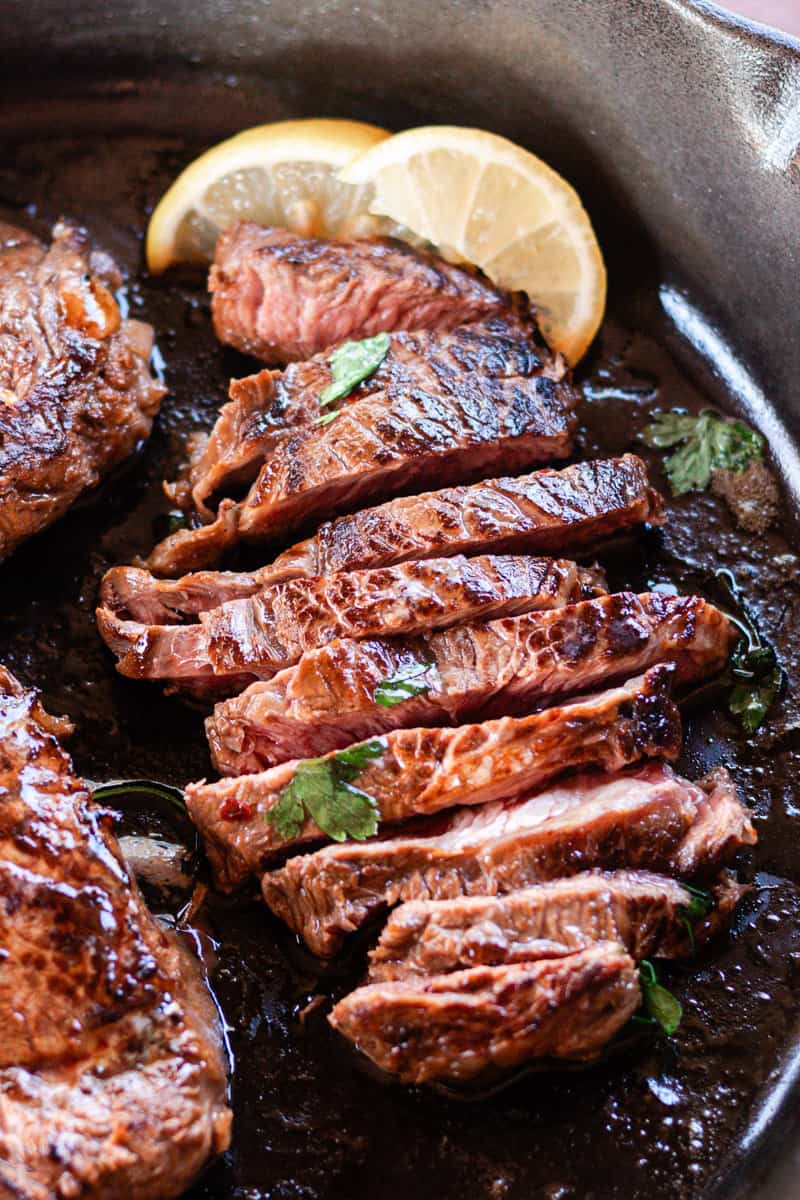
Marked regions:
[367,870,746,982]
[144,450,663,579]
[182,318,573,517]
[188,666,681,885]
[0,666,231,1199]
[0,221,165,560]
[209,223,520,362]
[206,592,732,774]
[262,763,756,956]
[97,555,605,692]
[329,944,641,1083]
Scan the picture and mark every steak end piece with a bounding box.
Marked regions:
[209,222,525,363]
[0,220,166,561]
[0,665,231,1199]
[329,943,641,1084]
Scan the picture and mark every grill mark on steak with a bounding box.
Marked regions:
[0,666,231,1198]
[97,555,605,694]
[206,592,732,775]
[329,944,641,1085]
[367,870,747,982]
[261,762,756,957]
[108,455,662,619]
[179,319,572,519]
[0,221,165,561]
[187,666,680,887]
[209,223,524,363]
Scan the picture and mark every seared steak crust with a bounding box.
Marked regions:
[188,666,681,886]
[329,944,641,1083]
[0,221,165,560]
[104,454,662,614]
[143,450,663,578]
[206,592,732,774]
[0,667,231,1199]
[367,870,742,982]
[262,763,756,957]
[97,555,604,691]
[183,318,573,517]
[209,223,520,362]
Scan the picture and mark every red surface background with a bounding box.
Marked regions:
[723,0,800,36]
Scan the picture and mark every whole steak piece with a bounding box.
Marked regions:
[209,222,521,363]
[0,220,166,560]
[0,666,231,1199]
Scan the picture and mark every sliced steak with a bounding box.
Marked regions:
[206,592,732,774]
[367,870,746,982]
[0,666,231,1198]
[97,555,605,693]
[209,223,522,363]
[141,449,663,580]
[0,221,165,560]
[329,944,641,1084]
[189,666,680,887]
[182,318,572,518]
[262,763,756,957]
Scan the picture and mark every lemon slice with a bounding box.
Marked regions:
[339,125,606,363]
[146,118,391,273]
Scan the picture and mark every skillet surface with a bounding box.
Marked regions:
[1,76,800,1200]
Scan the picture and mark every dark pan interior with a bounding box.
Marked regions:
[2,2,800,1197]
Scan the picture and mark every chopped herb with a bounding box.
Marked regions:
[641,410,764,496]
[680,884,714,952]
[90,778,187,815]
[374,659,435,707]
[639,960,683,1035]
[267,739,385,843]
[164,510,189,536]
[314,409,340,427]
[319,332,391,410]
[715,568,782,733]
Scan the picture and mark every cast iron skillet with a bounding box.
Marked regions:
[1,1,800,1197]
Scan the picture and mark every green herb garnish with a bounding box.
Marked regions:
[680,884,714,952]
[715,568,782,733]
[314,409,340,427]
[373,659,435,707]
[641,410,764,496]
[319,332,391,410]
[90,778,187,815]
[639,960,683,1035]
[267,738,385,843]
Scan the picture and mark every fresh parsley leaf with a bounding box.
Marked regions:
[639,960,683,1035]
[266,740,385,843]
[641,410,764,496]
[730,665,782,734]
[319,332,391,408]
[314,410,340,427]
[374,660,435,707]
[680,884,714,952]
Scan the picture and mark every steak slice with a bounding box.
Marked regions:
[182,318,572,518]
[0,221,166,561]
[209,223,521,363]
[367,870,747,982]
[261,763,756,957]
[188,666,681,887]
[141,447,663,580]
[329,944,641,1084]
[97,555,605,693]
[206,591,732,774]
[0,666,231,1198]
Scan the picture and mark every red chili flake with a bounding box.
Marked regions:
[219,795,254,821]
